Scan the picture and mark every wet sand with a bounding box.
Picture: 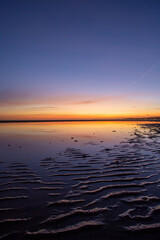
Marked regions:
[0,122,160,239]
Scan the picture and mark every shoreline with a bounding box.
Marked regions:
[0,118,160,123]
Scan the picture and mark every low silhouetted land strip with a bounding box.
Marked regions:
[0,117,160,123]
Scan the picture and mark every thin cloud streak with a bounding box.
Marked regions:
[0,89,131,107]
[120,62,160,93]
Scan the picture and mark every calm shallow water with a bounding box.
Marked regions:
[0,121,160,240]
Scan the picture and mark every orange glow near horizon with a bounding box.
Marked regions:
[0,112,160,121]
[0,93,159,120]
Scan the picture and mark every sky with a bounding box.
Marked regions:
[0,0,160,120]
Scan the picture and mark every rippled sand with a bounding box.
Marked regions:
[0,122,160,239]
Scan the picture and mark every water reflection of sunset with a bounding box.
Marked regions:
[0,121,140,163]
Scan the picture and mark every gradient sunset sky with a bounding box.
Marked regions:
[0,0,160,120]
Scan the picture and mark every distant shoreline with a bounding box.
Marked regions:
[0,118,160,123]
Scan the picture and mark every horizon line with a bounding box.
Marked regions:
[0,117,160,123]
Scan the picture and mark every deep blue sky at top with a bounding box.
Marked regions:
[0,0,160,99]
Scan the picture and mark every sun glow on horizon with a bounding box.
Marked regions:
[0,90,160,121]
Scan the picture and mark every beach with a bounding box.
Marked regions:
[0,121,160,240]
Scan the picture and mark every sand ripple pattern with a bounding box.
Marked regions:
[0,123,160,239]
